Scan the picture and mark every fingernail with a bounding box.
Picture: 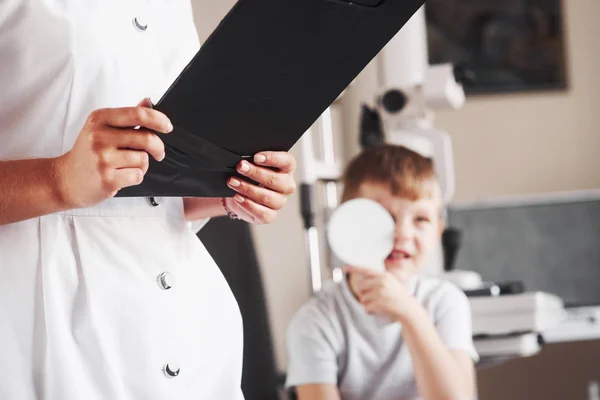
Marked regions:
[239,161,250,172]
[167,121,173,132]
[138,98,151,107]
[159,153,165,162]
[234,194,245,203]
[228,178,241,187]
[255,154,267,163]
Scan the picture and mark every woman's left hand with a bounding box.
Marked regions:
[224,151,297,224]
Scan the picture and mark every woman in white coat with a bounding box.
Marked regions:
[0,1,296,399]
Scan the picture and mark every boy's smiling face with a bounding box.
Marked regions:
[356,182,444,282]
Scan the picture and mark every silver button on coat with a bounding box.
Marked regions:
[157,272,174,290]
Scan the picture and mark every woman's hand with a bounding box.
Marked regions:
[345,265,420,323]
[224,151,297,224]
[57,98,172,209]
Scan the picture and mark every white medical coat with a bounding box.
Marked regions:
[0,1,244,399]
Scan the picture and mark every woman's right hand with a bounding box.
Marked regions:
[55,99,172,209]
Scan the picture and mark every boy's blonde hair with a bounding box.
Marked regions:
[341,145,440,203]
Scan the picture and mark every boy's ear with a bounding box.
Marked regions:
[438,220,446,237]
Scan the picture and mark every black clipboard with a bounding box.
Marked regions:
[117,0,424,198]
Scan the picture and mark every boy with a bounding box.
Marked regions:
[285,145,478,400]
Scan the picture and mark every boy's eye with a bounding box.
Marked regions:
[415,216,430,224]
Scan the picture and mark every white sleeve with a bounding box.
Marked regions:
[433,284,479,362]
[285,302,339,388]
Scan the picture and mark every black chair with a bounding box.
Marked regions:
[198,218,280,400]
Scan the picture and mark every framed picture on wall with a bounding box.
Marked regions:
[425,0,568,95]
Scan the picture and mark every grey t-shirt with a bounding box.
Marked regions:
[285,275,479,400]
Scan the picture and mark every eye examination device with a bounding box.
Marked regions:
[327,198,396,326]
[327,198,395,272]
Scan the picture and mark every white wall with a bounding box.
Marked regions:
[341,0,600,203]
[191,0,600,372]
[435,0,600,202]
